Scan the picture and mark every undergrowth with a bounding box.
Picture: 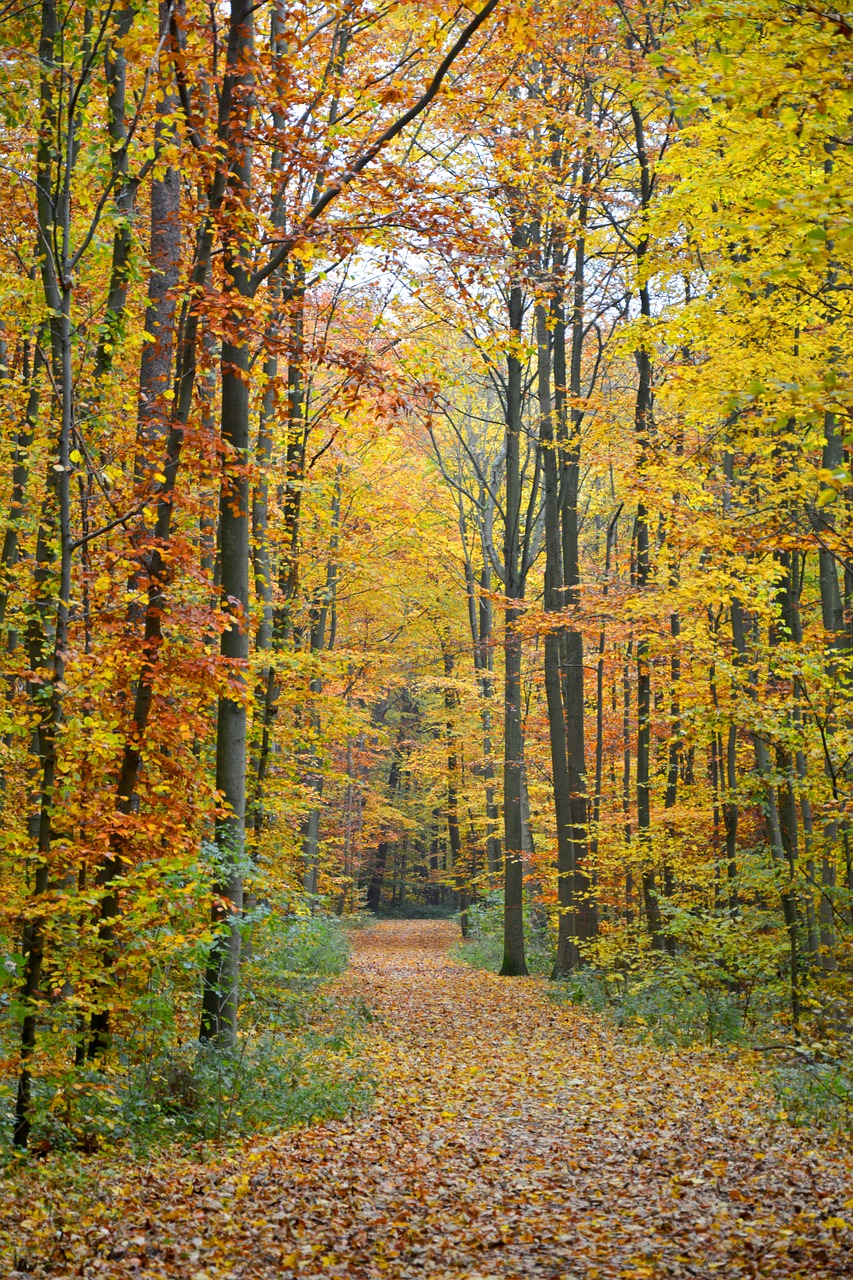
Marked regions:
[456,890,853,1132]
[453,891,554,975]
[1,911,374,1160]
[377,901,459,920]
[767,1056,853,1132]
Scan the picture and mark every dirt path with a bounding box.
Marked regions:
[6,920,853,1278]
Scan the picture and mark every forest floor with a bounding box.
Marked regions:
[4,919,853,1279]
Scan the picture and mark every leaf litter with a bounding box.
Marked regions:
[3,919,852,1278]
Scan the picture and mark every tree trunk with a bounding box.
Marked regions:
[808,408,845,960]
[499,223,529,977]
[462,543,501,875]
[555,181,595,952]
[731,598,801,1026]
[630,101,664,953]
[16,0,76,1143]
[535,295,578,975]
[200,0,255,1044]
[443,646,467,934]
[366,755,402,912]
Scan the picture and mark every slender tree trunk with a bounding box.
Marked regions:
[250,1,289,849]
[462,541,500,875]
[555,191,594,949]
[0,332,43,638]
[16,0,75,1143]
[808,408,845,959]
[629,102,664,952]
[94,5,137,380]
[500,223,528,977]
[635,511,661,948]
[366,755,402,912]
[300,477,340,896]
[442,646,467,934]
[135,6,181,485]
[592,509,620,863]
[709,620,739,912]
[200,0,256,1044]
[252,271,307,828]
[535,295,578,975]
[731,598,801,1026]
[89,0,225,1057]
[478,565,500,872]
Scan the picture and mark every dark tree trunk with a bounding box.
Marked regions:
[558,207,595,951]
[808,408,845,958]
[94,5,137,380]
[592,508,621,866]
[200,0,255,1044]
[535,294,578,975]
[366,755,402,913]
[499,222,529,977]
[443,647,467,933]
[366,843,390,913]
[16,0,75,1143]
[630,103,664,952]
[462,544,500,875]
[731,597,801,1026]
[478,566,501,872]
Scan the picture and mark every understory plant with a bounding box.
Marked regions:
[0,907,372,1158]
[455,890,555,975]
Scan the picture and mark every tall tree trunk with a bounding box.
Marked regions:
[808,405,845,960]
[709,618,739,913]
[499,221,529,978]
[630,103,664,952]
[366,754,402,912]
[135,4,181,485]
[87,2,183,1061]
[536,295,578,975]
[15,0,74,1144]
[442,645,467,934]
[731,598,801,1026]
[94,5,137,380]
[250,2,293,850]
[301,475,341,896]
[592,508,621,862]
[622,637,634,918]
[478,564,500,872]
[461,538,500,874]
[555,178,595,950]
[89,0,226,1058]
[200,0,255,1044]
[0,328,43,640]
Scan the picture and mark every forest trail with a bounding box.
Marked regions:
[7,920,853,1279]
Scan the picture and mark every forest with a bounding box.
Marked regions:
[1,0,852,1275]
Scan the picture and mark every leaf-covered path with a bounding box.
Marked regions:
[7,920,853,1278]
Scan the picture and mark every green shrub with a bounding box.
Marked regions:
[243,910,350,1011]
[0,908,372,1158]
[121,1019,374,1149]
[559,964,749,1049]
[547,901,795,1049]
[454,891,554,975]
[768,1056,853,1132]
